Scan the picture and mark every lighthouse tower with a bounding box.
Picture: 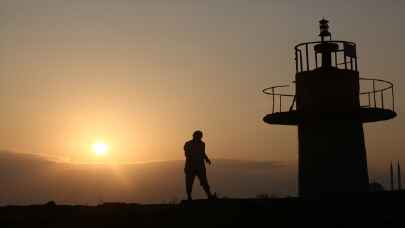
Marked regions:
[263,20,396,197]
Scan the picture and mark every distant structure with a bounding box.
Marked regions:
[399,161,402,190]
[390,161,402,191]
[391,162,395,191]
[263,19,397,197]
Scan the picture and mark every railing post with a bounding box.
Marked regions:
[334,51,338,68]
[344,56,347,70]
[290,95,296,112]
[373,80,377,108]
[392,87,395,112]
[299,50,303,72]
[381,91,384,109]
[305,44,309,71]
[279,95,282,112]
[368,92,371,107]
[315,52,318,69]
[350,57,354,71]
[295,50,298,73]
[272,88,275,113]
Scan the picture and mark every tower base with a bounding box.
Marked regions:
[298,118,369,198]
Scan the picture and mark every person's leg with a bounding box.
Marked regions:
[186,172,196,200]
[197,168,213,198]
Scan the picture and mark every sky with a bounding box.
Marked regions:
[0,0,404,176]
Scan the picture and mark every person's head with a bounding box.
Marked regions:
[192,130,203,141]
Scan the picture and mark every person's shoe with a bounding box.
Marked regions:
[208,192,218,200]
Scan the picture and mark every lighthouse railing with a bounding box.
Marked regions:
[360,77,395,112]
[262,85,296,114]
[295,41,358,73]
[263,78,394,114]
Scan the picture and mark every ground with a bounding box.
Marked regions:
[0,191,404,227]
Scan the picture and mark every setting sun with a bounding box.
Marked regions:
[92,141,109,156]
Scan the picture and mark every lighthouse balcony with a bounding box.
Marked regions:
[262,77,396,125]
[262,84,299,125]
[359,77,397,123]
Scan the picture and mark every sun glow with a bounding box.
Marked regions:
[92,141,109,156]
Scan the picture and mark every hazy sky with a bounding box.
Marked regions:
[0,152,297,204]
[0,0,404,172]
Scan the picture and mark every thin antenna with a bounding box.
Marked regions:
[398,161,402,190]
[390,162,394,191]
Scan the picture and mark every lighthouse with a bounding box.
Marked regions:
[263,19,396,197]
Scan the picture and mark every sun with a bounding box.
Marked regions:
[92,141,109,156]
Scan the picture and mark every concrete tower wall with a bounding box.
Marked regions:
[296,68,369,197]
[296,68,360,112]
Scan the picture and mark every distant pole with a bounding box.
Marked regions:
[390,162,394,191]
[398,161,402,191]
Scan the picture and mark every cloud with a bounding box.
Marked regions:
[0,151,297,205]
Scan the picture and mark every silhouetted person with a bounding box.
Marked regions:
[184,130,214,200]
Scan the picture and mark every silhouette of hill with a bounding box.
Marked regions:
[0,151,296,205]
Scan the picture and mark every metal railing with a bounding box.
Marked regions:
[263,77,395,114]
[295,41,358,73]
[262,85,296,114]
[359,77,395,112]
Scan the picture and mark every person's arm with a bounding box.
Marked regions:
[184,142,189,158]
[202,143,211,165]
